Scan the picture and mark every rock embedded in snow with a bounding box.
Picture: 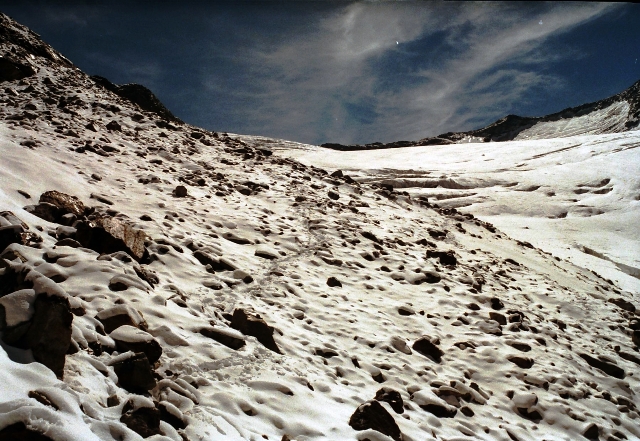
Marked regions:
[0,422,53,441]
[110,351,157,393]
[507,355,534,369]
[326,276,342,287]
[348,400,402,441]
[25,294,73,378]
[375,387,404,414]
[0,56,36,82]
[230,308,281,353]
[75,215,149,262]
[157,401,187,430]
[579,353,625,379]
[199,326,246,350]
[173,185,188,197]
[95,305,148,333]
[412,336,444,363]
[119,398,161,438]
[109,325,162,364]
[411,389,458,418]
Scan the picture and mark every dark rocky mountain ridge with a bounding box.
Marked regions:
[322,79,640,151]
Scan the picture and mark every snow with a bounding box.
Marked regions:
[274,130,640,293]
[0,13,639,441]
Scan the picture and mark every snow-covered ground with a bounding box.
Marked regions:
[270,131,640,294]
[1,13,640,441]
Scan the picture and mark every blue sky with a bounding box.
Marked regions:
[2,2,639,145]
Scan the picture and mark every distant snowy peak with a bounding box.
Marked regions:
[322,78,640,151]
[455,79,640,142]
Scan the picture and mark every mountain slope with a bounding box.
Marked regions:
[321,79,640,150]
[1,13,639,441]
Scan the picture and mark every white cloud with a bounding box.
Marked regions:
[206,2,618,144]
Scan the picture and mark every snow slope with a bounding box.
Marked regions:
[1,12,639,441]
[272,131,640,294]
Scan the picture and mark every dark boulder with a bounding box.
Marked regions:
[230,308,280,353]
[39,190,86,220]
[419,403,457,418]
[0,56,36,82]
[25,294,73,378]
[582,423,600,440]
[608,297,636,313]
[348,400,402,441]
[200,327,246,350]
[111,352,157,393]
[507,356,534,369]
[0,211,35,250]
[489,312,507,325]
[95,305,148,334]
[110,326,162,364]
[173,185,188,197]
[426,250,457,266]
[579,353,625,379]
[75,216,149,263]
[0,422,53,441]
[490,297,504,310]
[375,387,404,414]
[327,277,342,287]
[120,401,161,438]
[1,278,74,379]
[158,401,187,430]
[106,120,121,131]
[413,336,444,363]
[193,250,236,272]
[413,270,441,284]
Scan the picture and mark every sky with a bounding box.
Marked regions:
[1,1,639,145]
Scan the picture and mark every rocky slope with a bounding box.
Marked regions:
[1,12,639,441]
[322,79,640,150]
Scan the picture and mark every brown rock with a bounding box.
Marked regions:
[507,356,534,369]
[173,185,188,197]
[158,401,187,430]
[489,312,507,325]
[348,400,402,441]
[25,294,73,378]
[582,423,600,440]
[38,190,86,219]
[327,276,342,287]
[375,387,404,414]
[608,297,636,313]
[120,404,161,438]
[75,216,149,263]
[0,422,53,441]
[230,308,281,353]
[0,57,36,82]
[200,327,246,350]
[579,353,625,379]
[106,120,121,131]
[110,326,162,364]
[111,352,157,393]
[96,305,148,333]
[413,336,444,363]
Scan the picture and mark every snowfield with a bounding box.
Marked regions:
[0,12,639,441]
[268,130,640,294]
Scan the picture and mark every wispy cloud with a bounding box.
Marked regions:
[202,2,617,144]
